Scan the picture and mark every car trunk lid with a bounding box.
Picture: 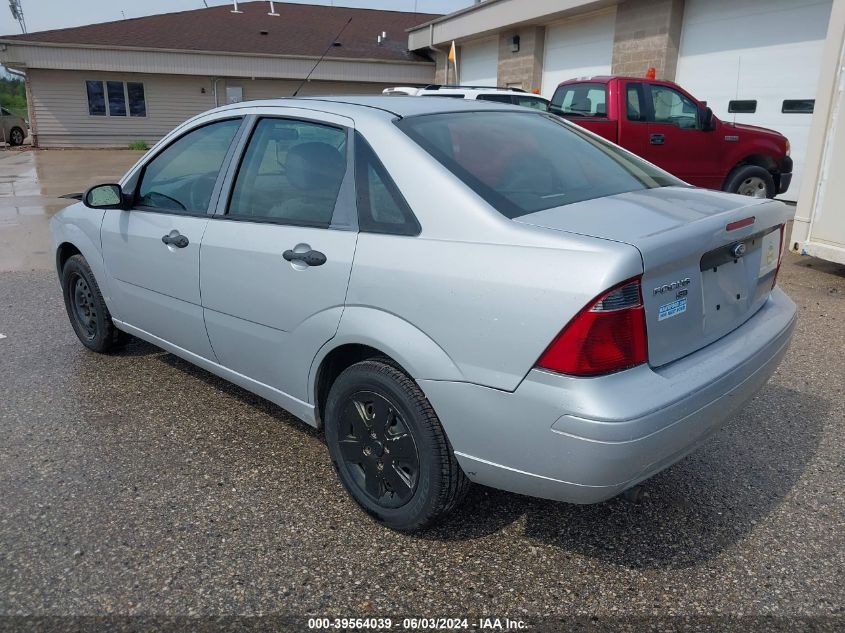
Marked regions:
[514,186,793,367]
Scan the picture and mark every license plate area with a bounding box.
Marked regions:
[699,227,777,335]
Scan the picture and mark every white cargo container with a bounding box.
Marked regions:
[791,0,845,265]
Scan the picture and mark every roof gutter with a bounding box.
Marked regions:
[0,39,435,66]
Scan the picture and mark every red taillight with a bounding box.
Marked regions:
[536,277,648,377]
[771,224,785,289]
[727,216,755,231]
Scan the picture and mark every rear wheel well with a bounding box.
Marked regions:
[314,344,410,428]
[56,242,81,276]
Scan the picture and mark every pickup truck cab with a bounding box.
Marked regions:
[550,76,792,199]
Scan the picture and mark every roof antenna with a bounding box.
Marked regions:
[231,1,242,14]
[267,1,279,16]
[292,17,352,97]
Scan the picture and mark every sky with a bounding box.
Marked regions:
[1,0,472,35]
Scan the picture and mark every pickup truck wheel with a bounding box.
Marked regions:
[61,254,126,353]
[724,165,775,199]
[325,359,469,532]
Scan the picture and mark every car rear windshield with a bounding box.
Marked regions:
[396,111,682,219]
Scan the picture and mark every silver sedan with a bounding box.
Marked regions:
[51,97,796,531]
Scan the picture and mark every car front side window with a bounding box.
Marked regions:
[136,118,241,214]
[227,117,347,228]
[649,85,699,129]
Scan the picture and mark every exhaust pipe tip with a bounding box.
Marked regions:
[621,485,644,504]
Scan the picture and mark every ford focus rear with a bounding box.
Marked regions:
[51,97,796,531]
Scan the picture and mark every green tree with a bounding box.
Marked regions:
[0,73,27,118]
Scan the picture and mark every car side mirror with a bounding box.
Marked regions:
[83,183,126,209]
[548,104,564,116]
[701,106,715,131]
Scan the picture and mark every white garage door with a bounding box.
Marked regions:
[541,10,616,98]
[676,0,833,201]
[459,38,499,86]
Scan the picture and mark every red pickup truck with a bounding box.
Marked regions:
[549,76,792,199]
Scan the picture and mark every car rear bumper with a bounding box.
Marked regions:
[419,288,796,503]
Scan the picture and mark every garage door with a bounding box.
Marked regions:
[460,38,499,86]
[676,0,833,202]
[541,10,615,98]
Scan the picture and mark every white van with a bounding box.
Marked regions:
[382,85,549,111]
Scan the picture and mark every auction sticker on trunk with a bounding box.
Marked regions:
[760,229,780,276]
[658,297,687,321]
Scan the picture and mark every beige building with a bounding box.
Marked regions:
[0,1,438,147]
[408,0,835,204]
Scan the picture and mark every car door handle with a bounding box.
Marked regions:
[161,232,189,248]
[650,133,665,145]
[283,248,326,267]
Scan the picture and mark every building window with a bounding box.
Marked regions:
[106,81,126,116]
[86,81,106,116]
[728,100,757,114]
[782,99,814,114]
[86,80,147,117]
[127,82,146,117]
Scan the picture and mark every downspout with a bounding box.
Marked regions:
[212,77,221,108]
[427,23,445,85]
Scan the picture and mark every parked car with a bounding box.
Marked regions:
[52,97,796,531]
[550,76,792,198]
[384,84,549,111]
[0,106,27,146]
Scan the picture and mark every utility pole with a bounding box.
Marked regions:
[8,0,27,34]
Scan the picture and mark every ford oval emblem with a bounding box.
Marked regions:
[731,242,747,258]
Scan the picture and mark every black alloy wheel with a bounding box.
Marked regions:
[336,390,420,508]
[325,359,469,531]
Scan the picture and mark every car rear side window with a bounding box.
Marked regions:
[476,94,514,105]
[227,118,347,228]
[397,111,682,219]
[550,83,607,117]
[354,132,420,236]
[515,95,549,111]
[136,118,241,214]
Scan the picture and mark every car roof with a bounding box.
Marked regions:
[215,95,530,118]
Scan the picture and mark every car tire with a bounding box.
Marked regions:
[61,254,126,353]
[724,165,775,199]
[325,359,469,531]
[9,127,24,146]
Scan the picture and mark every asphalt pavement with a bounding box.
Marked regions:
[0,149,843,631]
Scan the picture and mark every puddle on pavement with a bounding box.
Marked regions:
[0,148,145,272]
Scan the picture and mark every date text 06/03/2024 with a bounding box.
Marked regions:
[307,617,528,630]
